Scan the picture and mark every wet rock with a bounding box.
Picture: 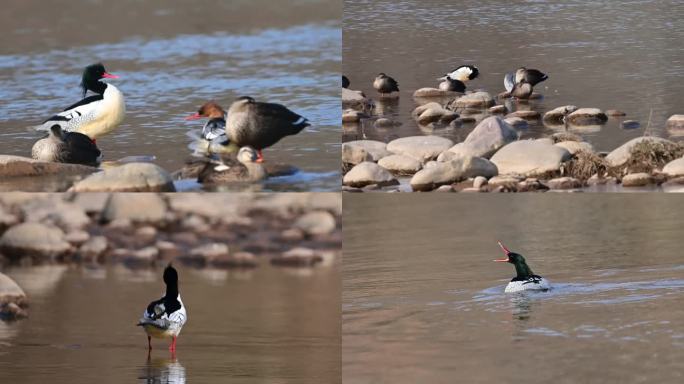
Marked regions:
[22,199,90,230]
[410,155,498,191]
[342,109,364,123]
[606,109,626,116]
[504,117,529,129]
[489,105,507,114]
[550,132,583,143]
[587,174,618,186]
[70,163,175,192]
[102,194,167,223]
[271,247,323,267]
[0,272,27,309]
[343,162,398,188]
[78,236,108,261]
[555,141,595,155]
[547,177,583,190]
[517,178,549,192]
[622,173,653,187]
[184,243,229,266]
[605,137,675,167]
[543,105,578,124]
[566,108,608,125]
[342,88,372,110]
[0,223,71,261]
[413,87,460,98]
[451,91,495,108]
[295,211,336,236]
[342,140,390,165]
[65,230,90,245]
[122,247,158,268]
[451,116,518,159]
[387,136,454,162]
[457,116,477,124]
[505,110,540,120]
[412,103,456,126]
[621,120,640,129]
[374,118,396,128]
[378,154,422,175]
[662,157,684,177]
[487,175,522,191]
[211,251,258,269]
[666,115,684,136]
[490,140,572,176]
[0,155,97,178]
[71,193,110,214]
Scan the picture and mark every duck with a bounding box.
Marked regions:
[494,241,550,293]
[438,77,466,92]
[197,146,267,184]
[137,264,187,352]
[438,65,479,83]
[31,124,102,166]
[342,75,350,89]
[34,63,125,141]
[185,101,227,142]
[225,96,309,162]
[503,67,548,99]
[373,73,399,96]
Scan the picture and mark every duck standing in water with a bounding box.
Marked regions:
[31,124,102,166]
[503,67,548,99]
[225,96,309,162]
[185,101,239,154]
[138,264,187,352]
[373,73,399,96]
[34,63,125,141]
[494,241,550,293]
[197,146,266,184]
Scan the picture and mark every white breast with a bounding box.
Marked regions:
[77,84,126,139]
[505,277,550,293]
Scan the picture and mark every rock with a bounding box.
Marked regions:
[622,173,653,187]
[78,236,108,261]
[387,136,454,162]
[662,157,684,177]
[453,116,518,158]
[547,177,583,190]
[566,108,608,125]
[518,178,550,192]
[374,118,396,128]
[490,140,572,176]
[412,102,445,117]
[489,105,507,114]
[191,243,229,259]
[281,228,305,242]
[461,187,483,193]
[0,272,27,306]
[22,199,90,230]
[122,247,158,267]
[605,137,675,167]
[551,132,583,143]
[65,230,90,245]
[181,215,210,233]
[0,155,97,178]
[505,110,540,120]
[342,88,372,110]
[135,226,158,240]
[543,105,578,124]
[342,140,390,165]
[413,87,459,98]
[535,138,554,146]
[211,251,258,269]
[0,208,19,230]
[621,120,640,129]
[295,211,336,236]
[378,154,422,175]
[666,115,684,136]
[155,240,179,261]
[271,247,323,267]
[343,162,398,188]
[417,107,446,125]
[342,109,363,123]
[410,155,498,191]
[71,193,110,214]
[102,194,167,223]
[504,117,529,129]
[555,141,595,155]
[606,109,626,116]
[435,185,454,192]
[473,176,488,189]
[70,163,175,192]
[412,103,457,126]
[458,116,477,123]
[488,175,522,190]
[451,91,495,108]
[0,223,71,261]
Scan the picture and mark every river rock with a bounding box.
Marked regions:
[566,108,608,125]
[71,193,110,214]
[473,176,488,189]
[102,194,167,223]
[343,162,398,188]
[22,199,90,229]
[622,173,653,187]
[543,105,578,124]
[451,91,495,108]
[374,118,396,128]
[70,163,175,192]
[65,230,90,245]
[490,140,572,176]
[342,109,364,123]
[555,141,594,155]
[504,117,529,129]
[489,105,507,114]
[211,251,258,269]
[413,87,459,98]
[342,140,390,165]
[505,110,540,120]
[342,88,372,110]
[606,109,626,116]
[666,115,684,136]
[621,120,640,129]
[410,155,498,191]
[295,211,336,236]
[387,136,454,162]
[547,177,583,190]
[452,116,518,158]
[605,137,675,167]
[0,155,97,178]
[271,247,323,267]
[487,175,523,191]
[78,236,108,261]
[0,273,28,319]
[662,157,684,177]
[0,223,71,261]
[378,154,422,175]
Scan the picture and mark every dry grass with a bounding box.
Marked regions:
[562,150,609,180]
[621,141,684,174]
[550,132,583,143]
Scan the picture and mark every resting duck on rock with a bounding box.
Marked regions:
[373,73,399,96]
[197,146,267,184]
[31,124,102,166]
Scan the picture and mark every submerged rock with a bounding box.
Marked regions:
[342,88,372,110]
[621,120,640,129]
[343,162,398,188]
[342,109,365,123]
[70,163,175,192]
[490,140,572,176]
[387,136,454,162]
[547,177,583,190]
[566,108,608,125]
[0,223,71,261]
[342,140,390,165]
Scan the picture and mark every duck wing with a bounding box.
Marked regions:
[523,69,548,86]
[504,73,515,92]
[61,132,101,166]
[254,103,310,136]
[36,95,104,133]
[202,117,227,141]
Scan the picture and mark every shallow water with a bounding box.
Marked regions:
[0,0,341,192]
[343,0,683,150]
[0,263,340,383]
[343,194,684,383]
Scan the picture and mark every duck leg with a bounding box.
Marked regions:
[148,336,152,350]
[256,150,264,163]
[169,336,177,352]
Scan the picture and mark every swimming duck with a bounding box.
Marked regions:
[34,63,125,140]
[373,73,399,96]
[197,146,267,184]
[503,67,548,99]
[31,124,102,166]
[494,241,550,293]
[438,65,479,83]
[438,77,466,92]
[342,75,350,89]
[138,264,187,352]
[225,96,309,162]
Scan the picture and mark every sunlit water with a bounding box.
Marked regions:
[0,263,340,384]
[343,0,683,151]
[0,0,341,192]
[343,194,684,383]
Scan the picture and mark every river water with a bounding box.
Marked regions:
[343,194,684,383]
[0,0,341,192]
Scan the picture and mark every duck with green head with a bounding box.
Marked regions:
[494,241,550,293]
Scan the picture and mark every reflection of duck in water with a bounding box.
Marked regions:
[494,241,550,292]
[138,264,187,352]
[140,357,186,384]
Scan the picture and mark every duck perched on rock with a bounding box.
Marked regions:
[438,77,466,92]
[373,73,399,96]
[31,124,102,166]
[198,146,267,184]
[438,65,479,83]
[504,67,548,99]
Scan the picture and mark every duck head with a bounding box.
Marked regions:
[494,241,535,279]
[237,146,258,164]
[48,124,66,141]
[81,63,118,97]
[185,101,226,120]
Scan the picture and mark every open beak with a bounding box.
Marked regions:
[185,113,202,120]
[493,241,511,262]
[102,72,119,79]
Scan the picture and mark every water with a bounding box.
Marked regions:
[0,0,341,192]
[0,263,340,383]
[343,0,684,150]
[343,194,684,383]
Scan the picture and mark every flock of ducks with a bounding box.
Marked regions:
[30,63,310,183]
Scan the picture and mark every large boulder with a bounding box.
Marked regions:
[566,108,608,125]
[0,223,71,261]
[605,137,675,167]
[555,141,594,155]
[490,140,572,176]
[70,163,175,192]
[662,157,684,177]
[102,193,168,223]
[387,136,454,162]
[451,116,518,158]
[410,155,498,191]
[343,162,398,188]
[342,140,390,165]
